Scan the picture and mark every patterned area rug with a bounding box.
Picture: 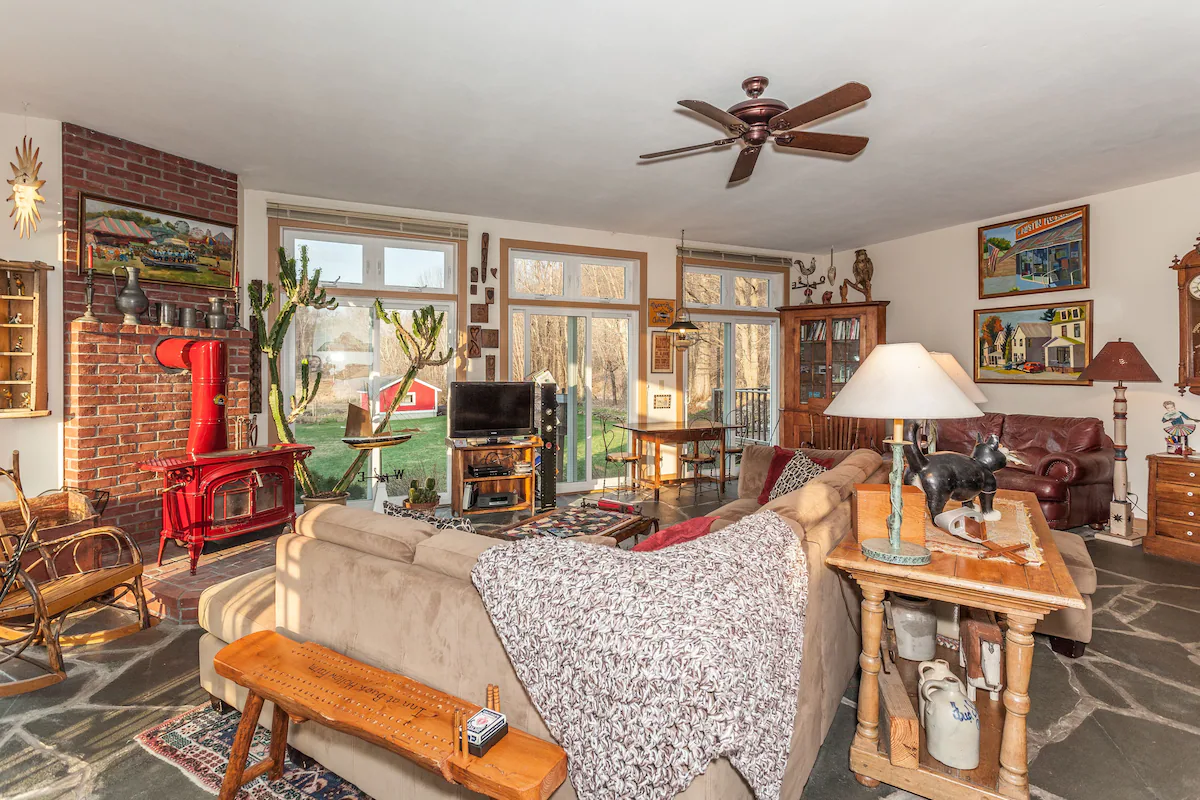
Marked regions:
[136,704,371,799]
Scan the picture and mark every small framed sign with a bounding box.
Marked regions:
[651,331,674,373]
[648,298,676,328]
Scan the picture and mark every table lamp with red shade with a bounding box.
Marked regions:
[1077,339,1161,545]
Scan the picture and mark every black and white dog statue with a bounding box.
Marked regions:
[903,421,1008,523]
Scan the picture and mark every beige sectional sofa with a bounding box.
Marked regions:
[198,445,886,799]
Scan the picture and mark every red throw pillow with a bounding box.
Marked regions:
[810,455,834,470]
[633,516,717,552]
[758,446,796,504]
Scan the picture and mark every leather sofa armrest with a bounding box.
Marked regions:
[1037,449,1115,485]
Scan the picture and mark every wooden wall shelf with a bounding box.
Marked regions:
[0,260,53,418]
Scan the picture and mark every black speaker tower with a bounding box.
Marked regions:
[537,383,558,511]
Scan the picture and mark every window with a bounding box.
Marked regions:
[683,265,781,310]
[284,228,456,293]
[400,391,417,406]
[509,248,637,303]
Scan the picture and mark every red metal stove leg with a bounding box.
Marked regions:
[188,540,203,576]
[156,532,169,566]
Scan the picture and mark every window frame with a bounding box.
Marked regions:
[682,264,783,311]
[282,226,457,294]
[508,247,638,304]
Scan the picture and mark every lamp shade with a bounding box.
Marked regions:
[930,351,988,404]
[1077,339,1161,383]
[665,307,700,333]
[825,342,984,420]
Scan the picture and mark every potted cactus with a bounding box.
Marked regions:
[405,477,440,512]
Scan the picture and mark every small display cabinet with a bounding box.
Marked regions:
[0,260,53,418]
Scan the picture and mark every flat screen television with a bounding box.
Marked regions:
[449,381,536,439]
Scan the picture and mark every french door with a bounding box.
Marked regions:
[286,298,456,503]
[686,316,779,444]
[509,306,636,491]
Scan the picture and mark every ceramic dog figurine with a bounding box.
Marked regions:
[904,421,1005,522]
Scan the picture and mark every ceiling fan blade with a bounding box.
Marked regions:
[678,100,749,135]
[768,82,872,132]
[640,137,738,159]
[774,131,869,156]
[728,145,762,183]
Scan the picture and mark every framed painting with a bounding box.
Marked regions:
[650,331,674,373]
[978,205,1088,299]
[79,194,235,288]
[973,300,1093,385]
[647,298,676,328]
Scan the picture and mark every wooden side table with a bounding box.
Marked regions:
[827,489,1083,800]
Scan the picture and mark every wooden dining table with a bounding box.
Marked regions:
[615,420,746,501]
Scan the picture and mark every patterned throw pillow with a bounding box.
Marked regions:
[382,501,476,534]
[767,451,827,500]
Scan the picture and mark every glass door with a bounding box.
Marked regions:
[687,317,779,444]
[509,307,634,491]
[830,315,863,399]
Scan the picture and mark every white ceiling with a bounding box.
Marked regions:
[9,1,1200,251]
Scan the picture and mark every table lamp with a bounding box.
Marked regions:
[927,352,988,451]
[1077,339,1160,545]
[825,343,984,565]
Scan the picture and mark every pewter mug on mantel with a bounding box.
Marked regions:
[156,301,177,327]
[111,265,150,325]
[179,307,202,328]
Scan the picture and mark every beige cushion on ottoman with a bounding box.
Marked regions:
[1050,529,1097,595]
[198,566,276,643]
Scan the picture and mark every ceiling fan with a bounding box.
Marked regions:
[639,76,871,183]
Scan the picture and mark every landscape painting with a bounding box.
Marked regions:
[973,300,1093,385]
[80,195,235,288]
[978,205,1088,299]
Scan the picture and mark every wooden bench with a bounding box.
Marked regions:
[213,630,568,800]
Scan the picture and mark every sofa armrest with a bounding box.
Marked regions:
[1037,449,1115,485]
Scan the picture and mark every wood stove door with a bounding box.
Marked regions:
[203,464,295,541]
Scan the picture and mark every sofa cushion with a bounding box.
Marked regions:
[737,444,776,501]
[763,449,883,532]
[995,467,1069,502]
[711,497,762,523]
[768,451,827,500]
[295,504,436,564]
[1001,415,1108,459]
[937,412,1006,455]
[758,446,797,504]
[412,530,501,582]
[1051,530,1097,595]
[198,566,275,643]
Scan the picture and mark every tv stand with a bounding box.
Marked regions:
[448,437,541,516]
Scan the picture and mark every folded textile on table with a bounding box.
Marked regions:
[471,511,809,800]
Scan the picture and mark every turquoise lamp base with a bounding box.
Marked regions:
[861,537,932,565]
[861,427,932,566]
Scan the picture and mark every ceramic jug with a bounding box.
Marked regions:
[922,678,980,770]
[885,594,937,661]
[112,265,150,325]
[917,659,965,722]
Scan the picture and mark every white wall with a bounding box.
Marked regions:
[837,170,1200,513]
[0,114,63,500]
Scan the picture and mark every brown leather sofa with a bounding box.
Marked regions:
[935,413,1115,531]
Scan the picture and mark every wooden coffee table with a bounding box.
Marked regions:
[826,489,1083,800]
[483,505,658,546]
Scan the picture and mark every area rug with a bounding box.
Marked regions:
[136,704,371,799]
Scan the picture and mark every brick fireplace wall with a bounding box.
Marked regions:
[61,125,245,545]
[64,322,251,544]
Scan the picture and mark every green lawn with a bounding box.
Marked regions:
[295,410,631,499]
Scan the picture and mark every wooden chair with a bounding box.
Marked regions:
[678,418,719,503]
[0,452,152,697]
[721,408,749,485]
[599,412,640,498]
[803,413,876,451]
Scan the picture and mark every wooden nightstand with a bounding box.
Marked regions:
[1145,453,1200,564]
[826,489,1083,800]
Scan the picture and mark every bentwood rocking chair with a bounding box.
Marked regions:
[0,452,152,697]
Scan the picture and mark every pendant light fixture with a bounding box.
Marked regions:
[668,229,700,349]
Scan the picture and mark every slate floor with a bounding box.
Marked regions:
[3,486,1199,800]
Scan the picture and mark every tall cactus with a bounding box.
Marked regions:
[250,245,337,497]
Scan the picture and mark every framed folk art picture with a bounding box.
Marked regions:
[978,205,1088,299]
[647,298,676,328]
[973,300,1093,385]
[79,194,236,288]
[650,331,674,373]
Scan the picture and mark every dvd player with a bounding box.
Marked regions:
[468,464,512,478]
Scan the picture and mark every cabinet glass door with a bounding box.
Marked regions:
[798,318,828,401]
[830,315,863,399]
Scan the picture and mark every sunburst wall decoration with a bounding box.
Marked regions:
[7,136,46,238]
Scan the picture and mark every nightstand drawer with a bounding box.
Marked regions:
[1158,461,1200,486]
[1157,499,1200,522]
[1154,517,1200,542]
[1156,482,1200,504]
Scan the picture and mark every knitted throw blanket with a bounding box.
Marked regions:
[471,511,809,800]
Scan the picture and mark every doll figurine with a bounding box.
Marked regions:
[1163,401,1198,455]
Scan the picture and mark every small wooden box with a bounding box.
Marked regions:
[852,483,927,546]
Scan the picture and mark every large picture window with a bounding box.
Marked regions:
[683,265,782,310]
[509,248,638,303]
[283,228,456,293]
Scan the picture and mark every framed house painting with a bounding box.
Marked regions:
[978,205,1088,299]
[650,331,674,373]
[647,298,676,328]
[973,300,1093,385]
[79,194,235,289]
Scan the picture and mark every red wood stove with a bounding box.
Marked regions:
[139,337,311,574]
